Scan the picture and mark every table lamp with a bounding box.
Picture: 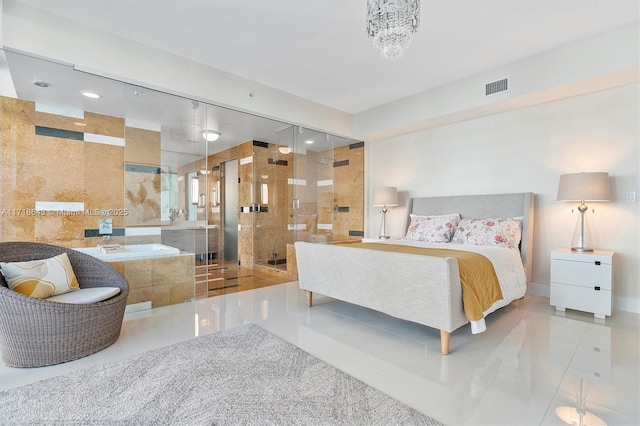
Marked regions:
[557,172,610,252]
[372,187,398,239]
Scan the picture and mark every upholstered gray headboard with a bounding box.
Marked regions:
[406,192,535,283]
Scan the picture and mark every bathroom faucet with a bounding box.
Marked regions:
[102,235,110,242]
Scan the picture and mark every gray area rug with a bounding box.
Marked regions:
[0,324,443,425]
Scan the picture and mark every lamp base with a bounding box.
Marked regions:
[570,209,596,253]
[378,208,390,239]
[571,247,594,253]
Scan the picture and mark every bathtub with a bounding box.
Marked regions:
[75,243,181,262]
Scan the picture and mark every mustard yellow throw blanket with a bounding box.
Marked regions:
[344,243,503,321]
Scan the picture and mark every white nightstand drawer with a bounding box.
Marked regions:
[550,259,612,290]
[550,249,614,319]
[550,283,612,317]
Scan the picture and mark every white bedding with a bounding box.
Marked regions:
[363,239,527,334]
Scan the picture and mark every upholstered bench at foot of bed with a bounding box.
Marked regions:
[305,290,452,355]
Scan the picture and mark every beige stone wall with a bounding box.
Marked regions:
[1,97,127,247]
[311,143,365,242]
[0,96,191,308]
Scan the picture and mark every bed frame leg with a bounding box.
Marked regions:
[306,291,313,307]
[440,330,450,355]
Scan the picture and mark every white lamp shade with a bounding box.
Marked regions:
[557,172,610,202]
[372,187,398,207]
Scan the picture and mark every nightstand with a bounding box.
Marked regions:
[550,248,614,319]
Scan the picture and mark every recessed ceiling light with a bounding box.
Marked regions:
[305,140,314,144]
[33,81,49,88]
[201,130,221,142]
[80,90,101,99]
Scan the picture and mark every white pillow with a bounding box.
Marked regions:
[0,252,79,299]
[404,213,461,243]
[47,287,120,304]
[451,217,522,249]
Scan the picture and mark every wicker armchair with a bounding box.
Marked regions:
[0,242,129,368]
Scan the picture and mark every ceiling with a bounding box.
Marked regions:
[10,0,640,114]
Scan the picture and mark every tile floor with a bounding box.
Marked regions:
[1,282,638,425]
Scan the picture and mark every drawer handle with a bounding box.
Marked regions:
[594,286,601,291]
[595,261,601,266]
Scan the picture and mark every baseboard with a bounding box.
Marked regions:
[527,283,640,314]
[526,282,550,298]
[614,296,640,314]
[125,301,152,314]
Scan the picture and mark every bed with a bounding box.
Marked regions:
[295,192,534,355]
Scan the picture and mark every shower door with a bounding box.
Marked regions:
[222,160,238,263]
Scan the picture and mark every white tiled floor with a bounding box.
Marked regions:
[2,282,638,425]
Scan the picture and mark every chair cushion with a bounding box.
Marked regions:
[0,252,79,298]
[46,287,121,304]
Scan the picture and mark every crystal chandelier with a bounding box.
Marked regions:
[366,0,420,61]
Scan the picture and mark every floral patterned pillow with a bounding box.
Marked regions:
[451,217,522,249]
[404,213,461,243]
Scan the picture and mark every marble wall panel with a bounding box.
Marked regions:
[2,98,38,214]
[124,167,162,226]
[35,214,85,246]
[83,112,125,138]
[32,136,86,200]
[1,98,37,206]
[128,287,154,306]
[124,127,160,165]
[152,255,195,306]
[2,216,35,241]
[151,285,171,307]
[311,143,365,241]
[169,283,194,305]
[84,143,125,230]
[35,111,124,138]
[239,212,254,267]
[1,97,139,247]
[121,259,153,289]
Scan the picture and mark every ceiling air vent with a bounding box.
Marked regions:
[485,77,509,96]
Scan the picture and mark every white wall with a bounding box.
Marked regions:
[367,84,640,310]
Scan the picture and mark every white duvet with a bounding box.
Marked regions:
[363,239,527,334]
